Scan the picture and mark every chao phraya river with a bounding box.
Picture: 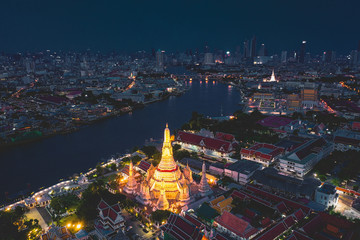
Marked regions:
[0,77,241,202]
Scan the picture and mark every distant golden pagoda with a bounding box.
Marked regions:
[138,124,193,210]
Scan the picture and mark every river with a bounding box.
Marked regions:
[0,77,241,203]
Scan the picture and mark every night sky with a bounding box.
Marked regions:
[0,0,359,54]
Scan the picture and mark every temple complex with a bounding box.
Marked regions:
[137,124,194,210]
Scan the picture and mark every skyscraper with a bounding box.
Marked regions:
[322,50,336,63]
[250,36,257,58]
[156,49,165,71]
[258,43,266,56]
[281,51,287,63]
[203,52,214,65]
[243,40,250,58]
[299,41,306,63]
[350,50,358,66]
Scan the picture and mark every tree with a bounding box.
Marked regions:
[50,194,80,215]
[174,150,190,161]
[331,178,341,187]
[0,206,29,240]
[190,151,198,159]
[173,144,181,151]
[96,164,104,175]
[131,155,142,164]
[150,210,171,224]
[141,146,160,158]
[109,163,117,172]
[76,181,126,223]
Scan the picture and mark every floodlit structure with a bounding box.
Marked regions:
[123,160,137,194]
[198,161,213,196]
[138,124,194,209]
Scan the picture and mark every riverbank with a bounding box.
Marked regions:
[0,91,185,150]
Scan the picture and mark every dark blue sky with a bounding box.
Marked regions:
[0,0,359,54]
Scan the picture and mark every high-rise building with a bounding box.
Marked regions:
[250,36,257,58]
[258,43,266,56]
[203,52,214,65]
[322,50,336,63]
[281,51,287,63]
[243,40,250,58]
[156,49,165,71]
[305,52,311,63]
[298,41,306,63]
[350,50,359,66]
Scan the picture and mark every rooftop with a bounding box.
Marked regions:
[280,137,332,165]
[257,116,294,128]
[226,160,262,174]
[317,183,337,195]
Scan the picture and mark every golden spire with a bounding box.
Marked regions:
[157,124,177,171]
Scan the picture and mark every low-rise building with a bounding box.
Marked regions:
[160,213,203,240]
[210,196,233,214]
[214,211,258,240]
[278,138,333,178]
[209,162,226,176]
[224,160,262,185]
[40,225,72,240]
[252,168,321,200]
[95,199,125,238]
[240,143,284,167]
[176,131,237,160]
[315,183,339,209]
[333,129,360,152]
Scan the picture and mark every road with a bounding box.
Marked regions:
[121,209,160,240]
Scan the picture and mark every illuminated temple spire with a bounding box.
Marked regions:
[124,160,138,194]
[270,69,276,82]
[198,161,213,196]
[157,124,177,171]
[156,180,169,210]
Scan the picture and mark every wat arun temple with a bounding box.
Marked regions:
[122,124,212,211]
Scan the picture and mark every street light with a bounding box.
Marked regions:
[76,223,82,230]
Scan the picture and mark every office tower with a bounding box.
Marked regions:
[156,49,165,70]
[250,36,257,58]
[258,43,266,56]
[350,50,358,66]
[281,51,287,63]
[299,41,306,63]
[204,52,214,65]
[243,40,250,58]
[322,51,336,63]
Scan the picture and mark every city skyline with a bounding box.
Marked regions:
[0,0,359,54]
